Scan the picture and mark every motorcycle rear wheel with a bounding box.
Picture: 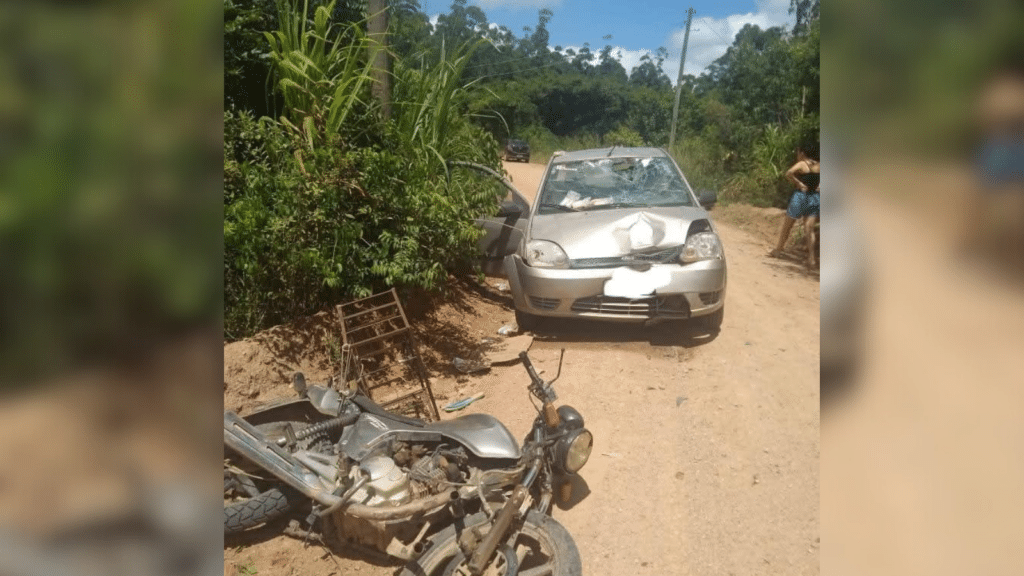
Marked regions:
[224,419,321,535]
[400,510,581,576]
[224,487,300,535]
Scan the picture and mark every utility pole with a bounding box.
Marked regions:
[669,7,695,150]
[368,0,391,120]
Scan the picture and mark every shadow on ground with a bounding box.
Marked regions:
[528,317,719,349]
[553,473,592,512]
[765,249,820,280]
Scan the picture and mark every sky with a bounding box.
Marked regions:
[424,0,797,80]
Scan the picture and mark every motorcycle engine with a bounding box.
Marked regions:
[348,455,412,507]
[346,443,461,507]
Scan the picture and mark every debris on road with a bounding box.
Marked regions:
[495,281,510,292]
[453,357,489,373]
[676,396,687,407]
[602,452,622,458]
[451,334,532,374]
[481,334,533,364]
[443,392,485,412]
[497,324,516,336]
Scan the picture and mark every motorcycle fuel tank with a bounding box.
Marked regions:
[341,412,522,462]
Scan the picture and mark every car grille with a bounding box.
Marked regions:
[529,296,560,311]
[571,246,682,269]
[570,295,690,318]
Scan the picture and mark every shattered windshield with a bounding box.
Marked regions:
[536,156,695,214]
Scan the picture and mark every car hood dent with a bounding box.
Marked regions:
[529,206,706,258]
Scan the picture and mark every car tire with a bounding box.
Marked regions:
[515,308,540,332]
[696,305,724,333]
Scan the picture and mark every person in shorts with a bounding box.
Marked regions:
[768,143,820,269]
[963,59,1024,260]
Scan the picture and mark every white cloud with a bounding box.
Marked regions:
[549,1,795,82]
[428,13,439,29]
[614,47,654,77]
[663,0,795,78]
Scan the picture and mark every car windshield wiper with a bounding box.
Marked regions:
[538,203,579,212]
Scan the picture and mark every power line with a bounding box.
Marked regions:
[700,17,732,45]
[462,53,540,70]
[467,61,561,81]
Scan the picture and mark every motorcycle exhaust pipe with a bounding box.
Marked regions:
[467,485,527,576]
[327,488,470,522]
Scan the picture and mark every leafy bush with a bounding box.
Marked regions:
[224,2,502,339]
[225,108,499,339]
[604,124,646,147]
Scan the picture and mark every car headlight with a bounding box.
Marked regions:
[555,429,593,474]
[680,232,723,263]
[524,240,569,268]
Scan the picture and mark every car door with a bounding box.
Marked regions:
[448,161,530,277]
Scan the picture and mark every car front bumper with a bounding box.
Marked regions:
[504,254,726,322]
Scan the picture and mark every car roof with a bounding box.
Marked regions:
[551,147,669,163]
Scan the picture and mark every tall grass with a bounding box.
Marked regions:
[264,0,376,149]
[392,38,493,167]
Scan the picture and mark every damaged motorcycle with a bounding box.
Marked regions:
[224,350,593,575]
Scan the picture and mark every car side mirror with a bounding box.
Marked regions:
[497,201,523,219]
[698,190,718,209]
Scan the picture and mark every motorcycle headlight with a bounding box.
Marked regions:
[680,232,723,263]
[525,240,569,268]
[555,429,593,474]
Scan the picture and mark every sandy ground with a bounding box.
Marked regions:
[224,160,820,576]
[822,164,1024,576]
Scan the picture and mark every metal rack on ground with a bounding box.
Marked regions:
[336,288,439,422]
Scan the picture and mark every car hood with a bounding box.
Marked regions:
[529,206,711,258]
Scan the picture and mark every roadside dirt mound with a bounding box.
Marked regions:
[223,276,517,415]
[712,203,788,247]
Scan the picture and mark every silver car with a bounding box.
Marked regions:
[475,147,727,332]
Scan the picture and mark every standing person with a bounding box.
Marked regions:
[768,143,820,269]
[963,60,1024,258]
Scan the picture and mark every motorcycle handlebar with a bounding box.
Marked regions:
[518,352,544,387]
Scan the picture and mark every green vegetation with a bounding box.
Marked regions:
[223,0,821,338]
[824,0,1024,159]
[225,0,502,338]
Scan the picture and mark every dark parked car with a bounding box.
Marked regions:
[504,139,530,163]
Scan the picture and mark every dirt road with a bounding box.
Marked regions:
[225,160,820,576]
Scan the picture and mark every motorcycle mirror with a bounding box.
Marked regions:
[550,348,565,384]
[292,372,308,398]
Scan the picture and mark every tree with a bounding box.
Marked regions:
[597,41,628,82]
[225,0,279,115]
[704,24,801,127]
[789,0,820,36]
[629,49,671,89]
